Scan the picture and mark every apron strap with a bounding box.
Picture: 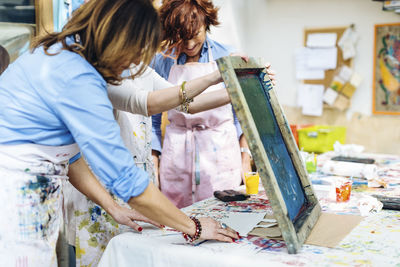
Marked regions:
[191,127,203,204]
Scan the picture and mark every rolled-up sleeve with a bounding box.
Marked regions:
[107,79,149,116]
[53,68,149,201]
[151,68,173,91]
[69,152,81,164]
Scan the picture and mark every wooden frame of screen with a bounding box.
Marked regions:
[217,56,321,254]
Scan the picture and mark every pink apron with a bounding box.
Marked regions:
[159,46,242,208]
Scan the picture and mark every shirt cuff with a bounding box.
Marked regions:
[69,152,81,164]
[110,167,150,202]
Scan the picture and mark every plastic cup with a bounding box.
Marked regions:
[245,172,260,195]
[335,178,353,202]
[306,154,317,173]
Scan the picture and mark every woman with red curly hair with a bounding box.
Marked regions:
[152,0,252,208]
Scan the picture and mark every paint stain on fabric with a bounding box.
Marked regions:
[22,175,59,203]
[79,219,89,230]
[355,260,372,265]
[90,206,102,221]
[87,236,99,247]
[75,210,85,217]
[27,175,49,190]
[87,222,105,234]
[246,236,286,252]
[75,237,86,259]
[17,176,62,239]
[104,213,118,228]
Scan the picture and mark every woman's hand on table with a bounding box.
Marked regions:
[110,205,162,232]
[198,217,239,242]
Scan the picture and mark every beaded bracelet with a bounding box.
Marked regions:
[180,81,193,113]
[182,216,202,242]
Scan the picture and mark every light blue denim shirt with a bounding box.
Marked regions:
[150,36,243,153]
[0,42,149,202]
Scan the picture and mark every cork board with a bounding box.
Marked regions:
[303,26,353,89]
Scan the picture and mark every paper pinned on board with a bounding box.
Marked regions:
[296,46,338,79]
[295,47,325,80]
[323,87,338,106]
[307,33,337,48]
[306,47,338,70]
[297,84,324,116]
[338,27,358,60]
[296,70,325,80]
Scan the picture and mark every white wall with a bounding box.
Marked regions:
[212,0,400,117]
[209,0,247,51]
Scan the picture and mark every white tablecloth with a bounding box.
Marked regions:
[98,230,289,267]
[98,153,400,267]
[98,201,400,267]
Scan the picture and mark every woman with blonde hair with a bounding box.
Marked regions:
[0,0,238,266]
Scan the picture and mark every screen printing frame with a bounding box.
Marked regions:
[217,56,321,254]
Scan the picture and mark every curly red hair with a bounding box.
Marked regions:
[159,0,220,55]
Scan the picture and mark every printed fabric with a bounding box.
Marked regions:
[67,112,154,267]
[0,143,79,267]
[65,67,163,266]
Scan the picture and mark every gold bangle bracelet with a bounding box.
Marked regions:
[178,85,183,104]
[180,81,187,104]
[180,81,193,113]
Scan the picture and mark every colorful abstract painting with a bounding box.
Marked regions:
[373,23,400,114]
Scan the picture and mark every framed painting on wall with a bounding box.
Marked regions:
[373,23,400,115]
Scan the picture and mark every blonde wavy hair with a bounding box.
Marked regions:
[31,0,161,85]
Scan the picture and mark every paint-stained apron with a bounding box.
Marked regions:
[64,111,154,267]
[159,48,242,208]
[0,143,79,267]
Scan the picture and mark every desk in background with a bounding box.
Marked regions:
[98,153,400,267]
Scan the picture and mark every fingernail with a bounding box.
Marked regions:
[231,238,236,242]
[138,227,143,232]
[236,232,241,239]
[160,225,165,228]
